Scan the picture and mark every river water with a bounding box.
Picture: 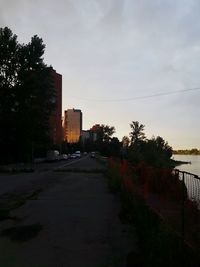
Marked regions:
[172,154,200,176]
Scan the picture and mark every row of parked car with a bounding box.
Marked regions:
[34,151,95,163]
[46,150,82,162]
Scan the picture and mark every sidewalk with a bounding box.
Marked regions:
[0,168,138,266]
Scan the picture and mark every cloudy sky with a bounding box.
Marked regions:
[1,0,200,149]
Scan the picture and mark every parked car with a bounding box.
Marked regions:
[33,158,45,163]
[46,150,60,162]
[70,153,77,159]
[90,152,95,158]
[75,151,81,158]
[59,154,68,160]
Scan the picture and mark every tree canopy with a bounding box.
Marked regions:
[0,27,55,163]
[129,121,146,145]
[101,124,115,142]
[128,121,173,167]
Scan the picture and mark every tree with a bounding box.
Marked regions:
[92,124,115,144]
[0,27,55,163]
[0,27,20,162]
[153,136,172,159]
[128,121,173,167]
[190,148,199,155]
[129,121,145,144]
[138,136,172,167]
[0,27,19,89]
[92,124,116,156]
[101,124,115,142]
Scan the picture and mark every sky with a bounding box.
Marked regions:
[1,0,200,149]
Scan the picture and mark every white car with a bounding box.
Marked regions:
[75,151,81,158]
[70,153,77,159]
[90,152,95,158]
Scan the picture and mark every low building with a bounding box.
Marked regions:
[81,130,90,142]
[90,124,102,142]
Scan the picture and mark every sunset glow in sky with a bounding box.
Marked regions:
[1,0,200,149]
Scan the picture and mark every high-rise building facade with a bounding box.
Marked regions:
[63,109,82,143]
[49,69,62,145]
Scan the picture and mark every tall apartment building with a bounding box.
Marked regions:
[63,109,82,143]
[49,69,62,145]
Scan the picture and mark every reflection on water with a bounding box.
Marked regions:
[183,172,200,205]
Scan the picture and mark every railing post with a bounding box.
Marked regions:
[181,172,185,239]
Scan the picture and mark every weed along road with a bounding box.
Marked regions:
[0,156,137,267]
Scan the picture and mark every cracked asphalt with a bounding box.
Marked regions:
[0,156,137,267]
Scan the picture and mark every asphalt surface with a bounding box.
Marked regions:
[0,156,137,267]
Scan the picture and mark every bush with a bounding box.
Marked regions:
[106,158,200,266]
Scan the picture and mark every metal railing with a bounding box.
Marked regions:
[109,159,200,252]
[173,169,200,206]
[173,169,200,248]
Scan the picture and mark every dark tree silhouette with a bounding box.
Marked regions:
[101,124,115,142]
[128,121,173,167]
[129,121,145,144]
[0,27,55,163]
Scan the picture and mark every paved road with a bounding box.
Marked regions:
[0,156,90,196]
[0,157,137,267]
